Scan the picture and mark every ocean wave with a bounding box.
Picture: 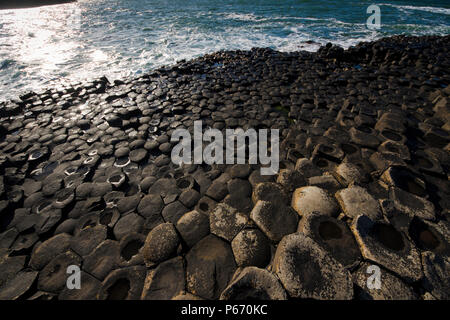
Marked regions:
[380,4,450,15]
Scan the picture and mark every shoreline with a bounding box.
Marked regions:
[0,34,449,300]
[0,0,75,10]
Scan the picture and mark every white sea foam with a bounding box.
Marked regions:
[380,3,450,15]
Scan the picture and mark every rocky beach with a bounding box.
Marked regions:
[0,34,449,300]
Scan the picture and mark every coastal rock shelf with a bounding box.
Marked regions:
[0,35,449,300]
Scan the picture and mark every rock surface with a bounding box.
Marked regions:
[0,35,449,300]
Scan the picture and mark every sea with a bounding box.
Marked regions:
[0,0,449,102]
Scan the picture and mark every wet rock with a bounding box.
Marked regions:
[352,262,418,300]
[273,232,353,299]
[291,186,339,218]
[220,267,287,300]
[298,213,360,268]
[231,229,271,268]
[98,265,146,300]
[336,185,383,220]
[141,256,185,300]
[250,200,298,243]
[186,234,236,300]
[143,222,179,265]
[210,203,248,242]
[176,210,210,248]
[350,215,422,283]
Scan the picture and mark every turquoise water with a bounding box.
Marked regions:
[0,0,449,101]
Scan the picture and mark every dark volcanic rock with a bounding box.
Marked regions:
[273,232,353,299]
[186,234,236,300]
[220,267,287,300]
[1,35,449,300]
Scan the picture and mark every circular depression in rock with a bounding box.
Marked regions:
[318,221,343,240]
[291,150,303,159]
[109,175,123,183]
[199,202,209,212]
[100,211,113,225]
[315,158,328,168]
[321,146,334,153]
[391,168,427,197]
[409,219,440,251]
[176,178,191,189]
[106,278,130,300]
[121,240,143,261]
[373,223,405,252]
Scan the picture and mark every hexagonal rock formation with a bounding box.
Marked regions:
[142,222,179,266]
[97,265,147,300]
[335,185,383,220]
[251,182,288,205]
[408,218,450,258]
[210,203,248,242]
[350,215,423,283]
[291,186,339,218]
[298,213,361,268]
[250,200,299,243]
[176,210,210,248]
[389,187,436,221]
[141,256,185,300]
[273,232,353,300]
[231,229,271,268]
[59,271,101,300]
[0,270,38,300]
[334,162,368,186]
[220,267,287,300]
[421,251,450,300]
[352,262,418,300]
[185,234,236,300]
